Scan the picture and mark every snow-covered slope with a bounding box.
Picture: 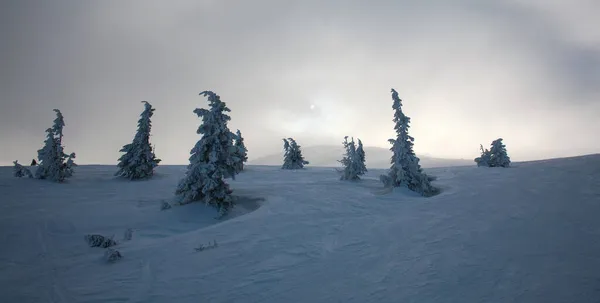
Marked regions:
[1,154,600,302]
[250,145,474,168]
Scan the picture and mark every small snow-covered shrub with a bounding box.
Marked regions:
[84,234,117,248]
[123,228,133,241]
[104,248,122,262]
[160,200,172,210]
[13,161,33,178]
[195,240,218,252]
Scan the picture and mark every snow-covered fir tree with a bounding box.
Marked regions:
[175,91,241,215]
[115,101,161,180]
[356,139,367,175]
[232,129,248,173]
[338,136,365,180]
[13,160,33,178]
[282,138,309,169]
[35,109,75,182]
[380,89,438,196]
[474,144,491,167]
[489,138,511,167]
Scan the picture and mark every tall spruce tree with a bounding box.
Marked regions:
[175,91,241,215]
[115,101,161,179]
[35,109,75,182]
[282,137,309,169]
[380,89,437,196]
[233,129,248,173]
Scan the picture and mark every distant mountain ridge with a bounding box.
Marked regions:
[249,145,474,169]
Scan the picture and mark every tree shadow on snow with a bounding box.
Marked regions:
[134,195,265,240]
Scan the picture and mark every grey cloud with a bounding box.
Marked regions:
[1,0,598,165]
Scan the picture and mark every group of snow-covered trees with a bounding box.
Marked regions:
[14,87,513,214]
[12,92,250,216]
[338,136,367,180]
[278,88,444,197]
[475,138,511,167]
[116,92,248,216]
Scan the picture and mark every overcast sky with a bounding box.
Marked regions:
[1,0,599,165]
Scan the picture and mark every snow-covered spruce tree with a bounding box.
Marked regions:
[474,144,491,167]
[115,101,161,180]
[356,139,367,175]
[282,138,291,164]
[13,160,33,178]
[488,138,511,167]
[35,109,75,182]
[232,129,248,173]
[282,137,309,169]
[338,136,353,179]
[380,89,438,196]
[175,91,241,215]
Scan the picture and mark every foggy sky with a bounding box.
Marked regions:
[1,0,599,165]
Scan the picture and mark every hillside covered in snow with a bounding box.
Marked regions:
[1,154,599,302]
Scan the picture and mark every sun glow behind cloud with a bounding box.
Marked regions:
[266,92,357,140]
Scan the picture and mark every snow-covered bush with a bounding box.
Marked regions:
[35,109,76,182]
[338,136,365,181]
[84,234,117,248]
[233,129,248,173]
[160,200,172,210]
[175,91,241,216]
[282,138,309,169]
[104,248,122,262]
[380,89,438,196]
[115,101,161,180]
[475,139,511,168]
[13,160,33,178]
[195,240,219,252]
